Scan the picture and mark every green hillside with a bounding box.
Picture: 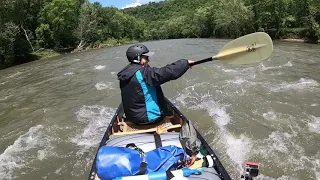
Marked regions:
[1,0,319,69]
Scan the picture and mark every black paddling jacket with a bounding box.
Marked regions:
[117,59,189,124]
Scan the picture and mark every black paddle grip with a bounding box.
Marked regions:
[190,57,213,66]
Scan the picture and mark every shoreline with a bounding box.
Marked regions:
[279,38,306,43]
[1,36,318,70]
[24,37,320,61]
[31,37,320,61]
[34,40,138,60]
[279,38,320,44]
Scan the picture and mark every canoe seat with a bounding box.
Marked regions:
[113,115,181,136]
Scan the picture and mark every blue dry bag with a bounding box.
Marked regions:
[95,144,187,180]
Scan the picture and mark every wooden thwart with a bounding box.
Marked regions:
[113,116,181,135]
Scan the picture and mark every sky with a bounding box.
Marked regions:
[88,0,164,9]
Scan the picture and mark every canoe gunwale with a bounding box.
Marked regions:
[87,98,232,180]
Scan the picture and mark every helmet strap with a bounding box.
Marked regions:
[132,55,141,64]
[132,59,140,64]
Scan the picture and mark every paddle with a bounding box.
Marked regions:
[190,32,273,66]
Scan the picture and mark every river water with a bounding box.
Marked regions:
[0,39,319,180]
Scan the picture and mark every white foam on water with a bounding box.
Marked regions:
[6,71,22,79]
[64,72,74,76]
[268,131,292,153]
[95,82,115,90]
[259,61,292,72]
[260,63,278,71]
[54,167,62,174]
[94,65,105,70]
[302,155,320,180]
[270,78,319,92]
[71,105,115,149]
[196,100,231,128]
[173,83,211,107]
[225,134,253,166]
[0,125,53,179]
[263,110,278,121]
[256,174,296,180]
[0,81,7,85]
[226,78,248,85]
[308,116,320,134]
[174,86,253,171]
[37,149,47,161]
[198,100,253,172]
[74,59,81,61]
[0,95,13,101]
[111,71,117,75]
[311,103,319,107]
[175,84,231,124]
[252,131,307,173]
[173,83,319,179]
[221,68,238,73]
[284,61,293,67]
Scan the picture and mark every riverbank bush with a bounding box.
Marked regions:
[31,49,61,60]
[0,0,319,69]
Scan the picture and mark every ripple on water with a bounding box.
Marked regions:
[64,72,74,76]
[95,82,115,90]
[270,78,319,92]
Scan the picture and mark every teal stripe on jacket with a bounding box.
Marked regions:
[135,70,161,121]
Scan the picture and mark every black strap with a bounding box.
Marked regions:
[126,143,138,148]
[166,170,175,179]
[126,143,144,153]
[126,143,147,175]
[153,133,162,148]
[137,162,147,175]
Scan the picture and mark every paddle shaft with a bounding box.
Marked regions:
[190,57,215,66]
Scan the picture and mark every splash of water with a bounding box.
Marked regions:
[95,82,115,90]
[94,65,105,70]
[70,105,115,149]
[0,125,53,179]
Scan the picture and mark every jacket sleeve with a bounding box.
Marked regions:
[142,59,189,87]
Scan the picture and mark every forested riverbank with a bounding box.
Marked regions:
[1,0,319,69]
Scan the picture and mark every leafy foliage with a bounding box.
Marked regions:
[37,0,80,48]
[0,0,319,69]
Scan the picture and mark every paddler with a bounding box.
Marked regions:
[117,44,200,166]
[117,44,193,125]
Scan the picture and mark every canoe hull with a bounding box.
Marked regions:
[87,98,231,180]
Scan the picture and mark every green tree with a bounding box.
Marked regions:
[214,0,254,37]
[35,24,54,48]
[0,22,20,68]
[1,0,319,69]
[77,1,99,49]
[193,5,216,37]
[37,0,80,48]
[0,0,44,68]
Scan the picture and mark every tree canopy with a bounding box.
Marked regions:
[0,0,319,69]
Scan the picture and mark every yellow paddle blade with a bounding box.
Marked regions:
[214,32,273,65]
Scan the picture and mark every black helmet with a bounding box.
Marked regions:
[126,44,154,63]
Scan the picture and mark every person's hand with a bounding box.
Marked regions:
[186,155,196,167]
[188,60,194,64]
[188,60,194,68]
